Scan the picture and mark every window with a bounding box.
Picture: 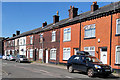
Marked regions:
[30,49,33,58]
[17,39,19,46]
[5,42,7,47]
[30,36,33,44]
[84,24,96,38]
[116,19,120,34]
[84,46,95,56]
[63,48,71,60]
[23,39,25,45]
[63,28,71,41]
[115,46,120,64]
[52,31,56,42]
[40,34,43,43]
[12,40,14,46]
[20,39,22,45]
[50,48,56,60]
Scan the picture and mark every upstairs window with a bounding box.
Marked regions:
[116,19,120,34]
[23,39,25,45]
[30,36,33,44]
[84,24,96,38]
[52,31,56,42]
[63,28,71,41]
[40,34,43,43]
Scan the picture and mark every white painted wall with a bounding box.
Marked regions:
[19,36,26,56]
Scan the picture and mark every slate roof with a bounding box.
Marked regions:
[6,1,120,40]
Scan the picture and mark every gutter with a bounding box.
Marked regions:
[79,22,81,51]
[109,13,112,65]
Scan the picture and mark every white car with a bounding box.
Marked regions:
[2,55,7,60]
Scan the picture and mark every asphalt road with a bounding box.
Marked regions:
[1,60,120,80]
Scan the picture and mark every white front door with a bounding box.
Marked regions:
[46,50,48,63]
[100,51,107,64]
[39,49,43,59]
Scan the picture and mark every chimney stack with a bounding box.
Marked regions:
[42,21,47,27]
[13,34,16,37]
[53,11,59,23]
[91,1,99,12]
[16,31,20,36]
[68,6,78,19]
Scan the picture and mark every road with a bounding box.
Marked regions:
[2,60,120,80]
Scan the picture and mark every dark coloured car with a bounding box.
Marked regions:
[67,51,113,77]
[15,55,29,63]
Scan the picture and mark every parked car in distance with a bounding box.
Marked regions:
[2,55,7,60]
[8,55,16,61]
[67,51,113,77]
[6,55,10,60]
[15,55,29,63]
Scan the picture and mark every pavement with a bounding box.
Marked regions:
[31,61,120,77]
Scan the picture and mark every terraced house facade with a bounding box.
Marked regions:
[3,2,120,72]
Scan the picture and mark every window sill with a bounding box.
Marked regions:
[63,40,71,42]
[115,34,120,36]
[114,64,120,66]
[50,59,56,61]
[51,41,56,42]
[62,60,68,61]
[84,37,96,40]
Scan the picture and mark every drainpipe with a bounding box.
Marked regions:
[109,13,112,65]
[79,22,81,51]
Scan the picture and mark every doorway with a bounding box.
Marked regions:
[46,50,48,63]
[34,49,37,61]
[100,47,107,64]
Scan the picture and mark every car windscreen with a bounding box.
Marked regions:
[86,56,102,63]
[19,55,26,58]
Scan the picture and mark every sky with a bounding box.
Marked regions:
[2,2,111,38]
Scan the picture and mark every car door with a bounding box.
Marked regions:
[72,56,80,70]
[78,56,88,72]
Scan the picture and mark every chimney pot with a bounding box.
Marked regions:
[16,31,20,36]
[53,11,59,23]
[91,1,99,11]
[68,6,78,19]
[42,21,47,27]
[13,34,16,37]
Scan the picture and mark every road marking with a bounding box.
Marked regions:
[65,76,73,78]
[2,70,9,75]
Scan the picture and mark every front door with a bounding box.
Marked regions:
[34,49,37,61]
[46,50,48,63]
[100,47,107,64]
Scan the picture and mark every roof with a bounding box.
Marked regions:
[6,1,120,40]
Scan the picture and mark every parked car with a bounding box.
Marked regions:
[15,55,29,63]
[67,51,113,77]
[2,55,7,60]
[6,55,10,60]
[8,55,16,61]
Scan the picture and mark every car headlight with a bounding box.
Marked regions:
[94,65,101,69]
[20,58,23,61]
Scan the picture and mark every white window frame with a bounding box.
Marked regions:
[116,18,120,34]
[84,24,96,38]
[52,31,56,42]
[63,47,71,60]
[30,36,33,44]
[84,46,95,56]
[115,46,120,64]
[40,33,43,43]
[63,27,71,42]
[23,39,26,45]
[50,48,56,60]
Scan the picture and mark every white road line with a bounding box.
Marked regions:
[65,76,73,78]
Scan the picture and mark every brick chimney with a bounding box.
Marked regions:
[91,1,99,12]
[53,11,59,23]
[12,34,16,37]
[16,31,20,36]
[42,21,47,27]
[68,6,78,19]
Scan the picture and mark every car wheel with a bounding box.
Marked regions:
[68,66,74,73]
[87,68,94,77]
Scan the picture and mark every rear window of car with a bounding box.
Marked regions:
[19,55,26,58]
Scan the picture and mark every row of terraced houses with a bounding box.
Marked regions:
[3,2,120,72]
